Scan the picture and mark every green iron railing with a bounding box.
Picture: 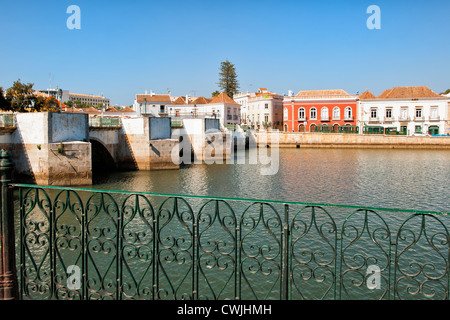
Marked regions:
[89,117,121,128]
[9,183,450,300]
[0,114,16,128]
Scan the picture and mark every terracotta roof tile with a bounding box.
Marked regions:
[191,97,209,105]
[377,86,441,99]
[295,89,352,97]
[171,96,187,105]
[208,92,239,105]
[359,90,377,99]
[136,94,172,103]
[120,106,136,112]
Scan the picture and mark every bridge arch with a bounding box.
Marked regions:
[90,138,117,181]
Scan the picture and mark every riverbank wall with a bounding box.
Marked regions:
[0,112,92,185]
[249,132,450,149]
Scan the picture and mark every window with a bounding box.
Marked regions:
[415,125,422,133]
[430,107,438,120]
[370,108,378,119]
[283,107,288,121]
[298,108,305,120]
[400,108,408,120]
[345,107,352,120]
[310,107,317,120]
[321,107,329,121]
[333,107,340,120]
[265,103,269,109]
[415,107,423,119]
[385,108,392,119]
[264,115,269,123]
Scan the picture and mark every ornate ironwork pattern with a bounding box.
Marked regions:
[13,184,450,300]
[290,206,337,300]
[394,214,450,300]
[196,200,237,300]
[340,209,391,300]
[239,202,283,300]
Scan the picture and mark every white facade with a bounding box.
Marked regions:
[132,94,172,117]
[359,97,449,135]
[233,91,250,125]
[167,102,240,126]
[234,88,283,129]
[247,94,283,130]
[38,89,70,104]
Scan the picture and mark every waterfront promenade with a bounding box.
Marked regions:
[251,131,450,149]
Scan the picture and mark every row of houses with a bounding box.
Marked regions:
[282,86,450,136]
[132,92,241,126]
[129,86,449,136]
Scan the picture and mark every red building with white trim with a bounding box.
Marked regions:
[282,89,358,132]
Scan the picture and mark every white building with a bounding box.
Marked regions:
[167,92,241,126]
[247,89,283,130]
[38,88,70,104]
[234,88,283,129]
[359,86,449,135]
[133,92,172,116]
[68,92,110,108]
[233,91,251,125]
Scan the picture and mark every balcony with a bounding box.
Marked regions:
[383,117,393,123]
[429,115,441,121]
[320,115,330,121]
[344,115,354,122]
[368,117,380,124]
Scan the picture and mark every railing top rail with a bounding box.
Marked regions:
[9,183,449,216]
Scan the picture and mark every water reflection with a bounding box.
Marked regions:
[90,148,450,212]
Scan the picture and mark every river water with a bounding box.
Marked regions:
[92,148,450,213]
[15,147,450,300]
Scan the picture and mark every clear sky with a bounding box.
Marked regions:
[1,0,449,106]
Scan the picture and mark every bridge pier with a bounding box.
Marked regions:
[4,112,92,186]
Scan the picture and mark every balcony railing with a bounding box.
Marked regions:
[344,115,354,121]
[429,115,441,121]
[6,182,450,301]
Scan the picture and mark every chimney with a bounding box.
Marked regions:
[186,95,190,104]
[288,90,293,97]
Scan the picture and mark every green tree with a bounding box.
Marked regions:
[0,87,12,111]
[32,95,60,112]
[217,59,239,98]
[5,79,35,112]
[211,90,220,97]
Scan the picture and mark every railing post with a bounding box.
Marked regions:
[0,149,19,300]
[283,204,290,300]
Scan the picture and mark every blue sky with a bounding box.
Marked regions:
[1,0,449,106]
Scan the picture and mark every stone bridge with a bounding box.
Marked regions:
[0,112,230,186]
